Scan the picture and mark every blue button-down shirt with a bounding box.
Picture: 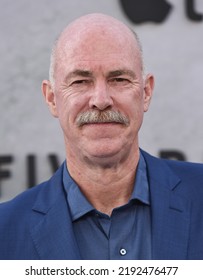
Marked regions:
[63,153,151,259]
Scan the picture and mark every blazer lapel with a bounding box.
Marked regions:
[30,165,81,260]
[142,150,191,259]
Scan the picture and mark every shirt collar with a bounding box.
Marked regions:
[130,152,150,205]
[63,165,94,221]
[63,152,150,221]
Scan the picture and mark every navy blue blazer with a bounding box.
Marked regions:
[1,150,203,260]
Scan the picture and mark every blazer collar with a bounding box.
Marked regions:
[141,150,190,259]
[30,164,81,260]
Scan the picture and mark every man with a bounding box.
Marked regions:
[0,13,203,260]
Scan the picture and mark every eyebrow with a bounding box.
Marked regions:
[65,69,136,81]
[107,69,136,79]
[65,70,93,80]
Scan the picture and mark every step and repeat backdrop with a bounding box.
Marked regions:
[0,0,203,202]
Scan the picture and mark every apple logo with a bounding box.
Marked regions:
[119,0,173,24]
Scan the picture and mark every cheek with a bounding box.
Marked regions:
[119,91,144,118]
[56,93,89,127]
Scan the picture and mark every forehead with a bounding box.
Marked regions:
[55,28,142,77]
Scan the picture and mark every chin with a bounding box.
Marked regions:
[84,143,126,165]
[89,140,122,155]
[90,149,120,159]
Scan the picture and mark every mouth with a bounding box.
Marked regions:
[81,121,125,127]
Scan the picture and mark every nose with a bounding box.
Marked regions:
[89,81,113,111]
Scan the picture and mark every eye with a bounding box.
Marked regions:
[114,78,127,82]
[71,79,90,85]
[109,77,130,85]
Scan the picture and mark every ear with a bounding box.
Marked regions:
[41,80,58,118]
[143,74,154,112]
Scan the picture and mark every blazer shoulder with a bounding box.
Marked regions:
[141,149,203,178]
[0,163,64,225]
[0,181,46,225]
[141,149,203,197]
[164,157,203,180]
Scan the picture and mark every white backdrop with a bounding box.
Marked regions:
[0,0,203,202]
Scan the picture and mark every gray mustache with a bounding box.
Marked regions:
[76,110,130,126]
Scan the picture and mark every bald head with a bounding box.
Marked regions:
[49,13,143,86]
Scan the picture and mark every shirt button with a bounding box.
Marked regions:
[120,248,127,256]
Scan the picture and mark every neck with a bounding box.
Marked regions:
[66,149,140,216]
